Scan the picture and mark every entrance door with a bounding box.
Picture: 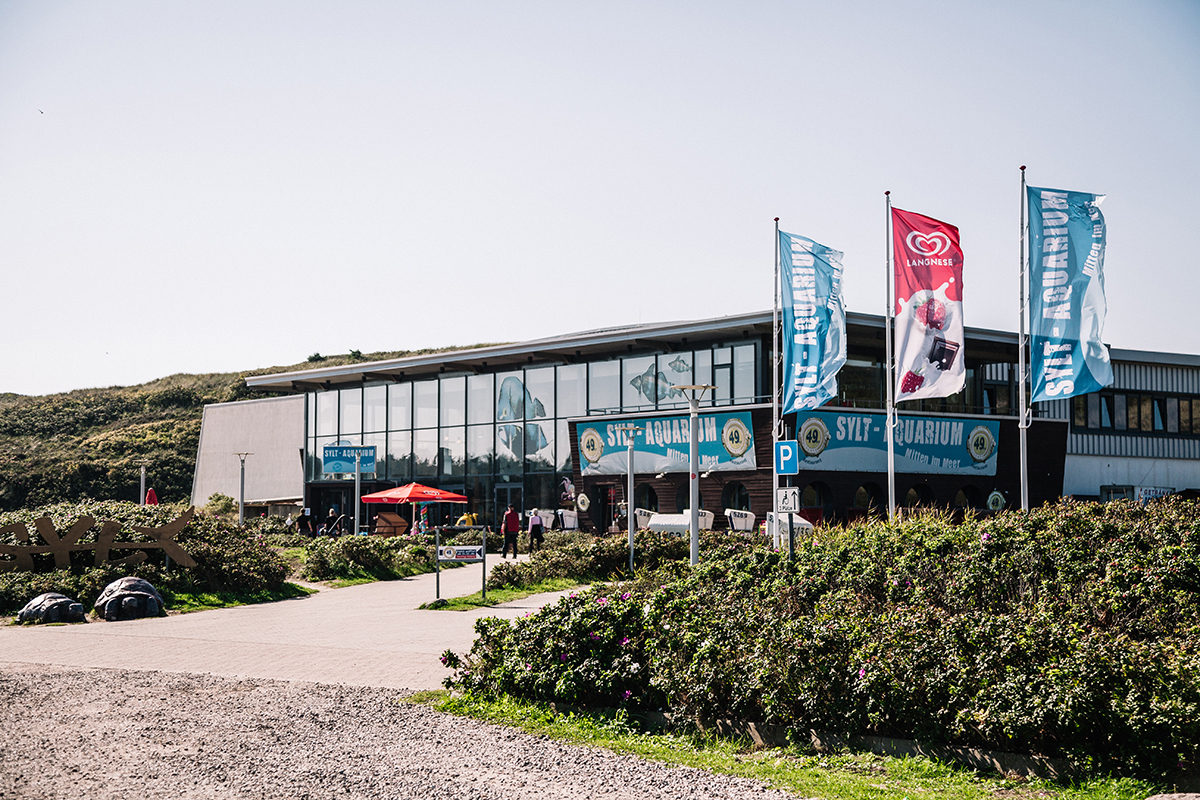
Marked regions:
[317,487,348,533]
[495,485,523,530]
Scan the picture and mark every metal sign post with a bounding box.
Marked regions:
[353,452,362,535]
[435,526,441,599]
[613,424,644,573]
[674,386,714,566]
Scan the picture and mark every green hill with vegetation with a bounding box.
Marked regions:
[0,345,501,513]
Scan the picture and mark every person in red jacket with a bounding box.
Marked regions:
[501,504,520,558]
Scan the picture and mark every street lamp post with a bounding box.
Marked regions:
[674,385,714,566]
[234,452,253,525]
[613,424,644,573]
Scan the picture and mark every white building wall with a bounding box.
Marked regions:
[1064,454,1200,497]
[191,395,306,508]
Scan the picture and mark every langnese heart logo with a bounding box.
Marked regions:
[906,231,952,257]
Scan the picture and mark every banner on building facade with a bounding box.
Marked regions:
[779,231,847,413]
[1027,185,1113,401]
[578,412,756,475]
[892,208,966,402]
[794,410,999,476]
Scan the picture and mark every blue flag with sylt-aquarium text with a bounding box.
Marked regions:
[1027,185,1114,401]
[779,231,846,414]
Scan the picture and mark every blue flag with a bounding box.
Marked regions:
[779,231,847,413]
[1027,185,1113,401]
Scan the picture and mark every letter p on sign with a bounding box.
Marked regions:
[775,440,799,475]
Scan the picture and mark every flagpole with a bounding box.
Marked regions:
[1018,166,1030,511]
[884,191,896,521]
[772,217,781,548]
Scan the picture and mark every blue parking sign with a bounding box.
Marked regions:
[775,440,799,475]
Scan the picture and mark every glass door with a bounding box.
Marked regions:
[494,485,523,530]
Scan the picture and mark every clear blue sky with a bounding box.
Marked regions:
[2,0,1197,396]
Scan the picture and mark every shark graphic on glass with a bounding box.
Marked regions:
[496,376,550,457]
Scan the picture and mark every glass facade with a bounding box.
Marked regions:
[304,344,763,525]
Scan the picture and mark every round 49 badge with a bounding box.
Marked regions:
[799,417,830,458]
[967,425,996,463]
[721,417,752,458]
[579,428,604,465]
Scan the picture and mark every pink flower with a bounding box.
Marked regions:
[620,592,631,601]
[622,690,632,700]
[597,596,609,605]
[620,637,630,646]
[559,653,568,661]
[859,667,866,679]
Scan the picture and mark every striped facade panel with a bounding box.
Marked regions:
[1036,398,1070,421]
[1068,431,1200,459]
[1112,361,1200,394]
[982,363,1010,382]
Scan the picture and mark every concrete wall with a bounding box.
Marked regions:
[1064,454,1200,497]
[191,395,305,508]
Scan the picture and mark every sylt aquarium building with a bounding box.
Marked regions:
[190,310,1200,531]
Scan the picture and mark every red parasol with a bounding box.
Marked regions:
[361,483,468,504]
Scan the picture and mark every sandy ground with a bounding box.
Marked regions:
[0,565,803,799]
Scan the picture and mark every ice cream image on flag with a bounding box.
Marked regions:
[892,210,966,401]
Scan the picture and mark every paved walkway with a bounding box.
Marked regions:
[0,557,573,690]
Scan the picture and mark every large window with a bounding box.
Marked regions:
[316,392,338,437]
[363,385,387,432]
[340,388,362,435]
[414,381,439,429]
[622,356,657,410]
[558,364,586,418]
[657,353,690,409]
[733,344,756,403]
[525,367,555,420]
[388,383,412,430]
[467,374,494,425]
[440,377,466,427]
[589,361,620,412]
[1073,391,1199,436]
[440,427,465,476]
[414,429,438,476]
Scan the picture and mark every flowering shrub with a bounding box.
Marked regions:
[443,587,661,709]
[445,499,1200,778]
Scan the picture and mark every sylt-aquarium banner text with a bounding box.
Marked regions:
[794,410,1000,476]
[578,412,756,476]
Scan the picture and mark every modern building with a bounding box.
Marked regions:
[190,310,1200,530]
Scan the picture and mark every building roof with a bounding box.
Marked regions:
[243,310,1198,393]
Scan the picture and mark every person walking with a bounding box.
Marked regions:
[501,504,520,558]
[527,508,545,553]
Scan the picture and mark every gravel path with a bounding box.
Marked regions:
[0,664,801,800]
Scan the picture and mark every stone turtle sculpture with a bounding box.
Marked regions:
[17,592,86,624]
[93,577,167,621]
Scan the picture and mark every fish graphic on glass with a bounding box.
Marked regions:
[629,364,683,403]
[496,376,549,455]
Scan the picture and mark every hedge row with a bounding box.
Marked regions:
[444,498,1200,778]
[0,501,289,614]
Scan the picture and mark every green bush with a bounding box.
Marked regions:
[0,500,289,614]
[301,535,433,581]
[444,499,1200,779]
[486,530,694,590]
[443,586,661,710]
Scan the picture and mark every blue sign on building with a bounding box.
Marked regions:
[792,410,1000,476]
[322,445,377,474]
[775,440,799,475]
